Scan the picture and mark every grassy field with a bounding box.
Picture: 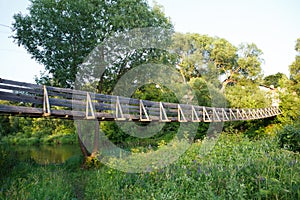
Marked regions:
[1,134,299,200]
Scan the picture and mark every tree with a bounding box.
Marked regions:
[217,42,263,92]
[225,80,272,109]
[171,33,264,92]
[171,33,214,83]
[224,80,273,138]
[263,72,287,88]
[278,38,300,124]
[277,77,300,124]
[12,0,173,88]
[289,38,300,88]
[12,0,173,163]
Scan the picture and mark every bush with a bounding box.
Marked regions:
[277,122,300,152]
[59,135,77,144]
[27,137,40,145]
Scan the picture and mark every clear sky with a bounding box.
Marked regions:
[0,0,43,83]
[0,0,300,83]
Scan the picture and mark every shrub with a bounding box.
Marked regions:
[277,122,300,152]
[59,135,77,144]
[27,137,40,145]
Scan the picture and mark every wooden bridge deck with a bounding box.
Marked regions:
[0,78,281,122]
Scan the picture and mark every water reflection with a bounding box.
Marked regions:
[8,144,81,165]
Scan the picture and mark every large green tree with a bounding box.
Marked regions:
[12,0,173,88]
[263,72,287,88]
[12,0,173,161]
[171,33,214,83]
[289,38,300,90]
[171,33,264,92]
[278,37,300,124]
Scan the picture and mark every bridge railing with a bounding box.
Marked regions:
[0,78,282,122]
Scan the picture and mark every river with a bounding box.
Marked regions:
[4,144,82,165]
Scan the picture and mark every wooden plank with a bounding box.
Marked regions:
[0,91,43,105]
[0,104,43,115]
[0,78,42,89]
[0,84,43,95]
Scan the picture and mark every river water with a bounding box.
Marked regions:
[5,144,82,165]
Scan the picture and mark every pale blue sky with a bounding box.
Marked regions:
[0,0,299,83]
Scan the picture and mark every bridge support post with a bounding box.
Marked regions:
[159,102,170,122]
[178,104,187,122]
[115,96,126,120]
[43,85,51,116]
[236,109,243,120]
[192,106,200,122]
[86,92,95,119]
[212,108,220,122]
[229,109,236,121]
[221,108,229,121]
[203,107,211,122]
[140,100,151,121]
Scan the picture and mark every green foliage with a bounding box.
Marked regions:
[188,77,212,107]
[277,122,300,152]
[264,72,287,88]
[277,77,300,124]
[1,134,299,199]
[275,39,300,126]
[223,80,275,138]
[0,116,10,138]
[1,117,77,145]
[132,83,178,103]
[0,147,18,183]
[100,121,179,149]
[64,155,84,170]
[171,33,214,82]
[225,80,271,109]
[12,0,173,88]
[188,77,227,140]
[171,33,263,91]
[289,38,300,85]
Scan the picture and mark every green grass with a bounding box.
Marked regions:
[1,134,299,200]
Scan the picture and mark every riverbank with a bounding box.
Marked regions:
[1,133,78,145]
[1,134,299,199]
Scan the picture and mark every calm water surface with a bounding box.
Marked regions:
[7,144,81,164]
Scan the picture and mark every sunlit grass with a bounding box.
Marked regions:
[1,134,299,200]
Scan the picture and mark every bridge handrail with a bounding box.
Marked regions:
[0,78,282,122]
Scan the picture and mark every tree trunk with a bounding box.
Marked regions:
[220,81,229,93]
[221,79,236,93]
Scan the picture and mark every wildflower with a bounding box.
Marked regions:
[187,169,191,175]
[289,160,297,167]
[257,176,266,182]
[197,167,201,174]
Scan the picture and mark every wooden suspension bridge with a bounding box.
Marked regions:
[0,78,282,122]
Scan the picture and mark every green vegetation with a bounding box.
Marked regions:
[12,0,173,88]
[0,116,77,145]
[1,134,299,199]
[277,122,300,153]
[0,0,299,198]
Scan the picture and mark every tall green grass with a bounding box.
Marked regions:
[1,134,299,199]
